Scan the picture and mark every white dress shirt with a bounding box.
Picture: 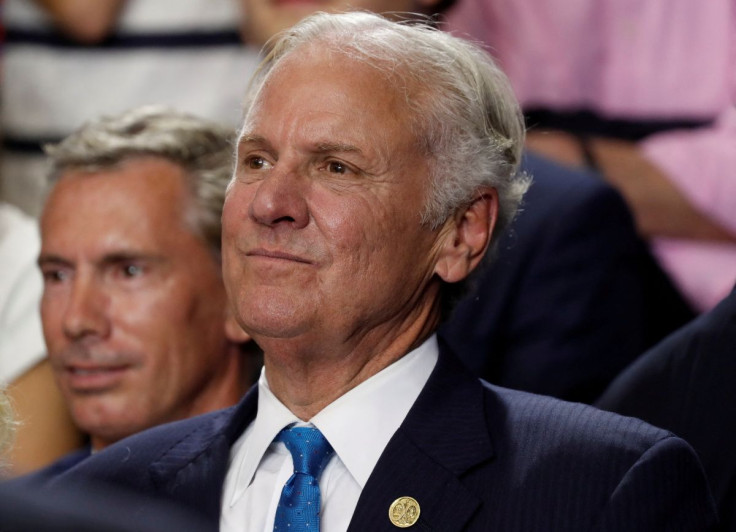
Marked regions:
[220,336,439,532]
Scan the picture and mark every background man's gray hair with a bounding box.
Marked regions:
[46,105,235,255]
[243,11,531,315]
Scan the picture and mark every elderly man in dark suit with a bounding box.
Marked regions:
[22,12,716,531]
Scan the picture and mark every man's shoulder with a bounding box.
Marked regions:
[477,383,717,527]
[21,447,91,484]
[50,405,238,488]
[418,348,680,468]
[380,362,717,529]
[29,401,253,525]
[0,475,212,532]
[480,381,681,465]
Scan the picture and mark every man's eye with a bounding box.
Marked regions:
[122,264,143,277]
[327,161,347,174]
[245,156,269,170]
[43,269,68,283]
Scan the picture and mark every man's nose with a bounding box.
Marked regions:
[248,167,309,230]
[62,276,110,341]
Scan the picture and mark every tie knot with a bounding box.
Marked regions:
[275,426,334,478]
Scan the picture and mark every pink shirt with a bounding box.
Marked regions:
[446,0,736,311]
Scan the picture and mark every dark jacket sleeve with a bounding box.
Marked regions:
[593,435,718,531]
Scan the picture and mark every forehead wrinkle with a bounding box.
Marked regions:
[243,51,415,177]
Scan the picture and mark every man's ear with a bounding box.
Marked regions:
[224,306,252,344]
[434,187,497,283]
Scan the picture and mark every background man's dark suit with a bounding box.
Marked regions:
[441,153,693,403]
[0,480,210,532]
[597,286,736,530]
[36,348,717,531]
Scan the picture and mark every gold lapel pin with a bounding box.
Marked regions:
[389,496,420,528]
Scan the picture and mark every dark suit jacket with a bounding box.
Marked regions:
[440,153,693,403]
[0,479,210,532]
[36,347,716,531]
[597,286,736,530]
[27,447,90,481]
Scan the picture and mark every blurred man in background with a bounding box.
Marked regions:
[33,106,258,475]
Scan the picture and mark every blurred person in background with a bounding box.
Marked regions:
[0,201,84,476]
[1,384,210,532]
[445,0,736,313]
[1,0,258,216]
[0,386,16,477]
[238,0,454,47]
[29,106,258,478]
[597,285,736,529]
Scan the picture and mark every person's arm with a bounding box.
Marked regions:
[525,129,736,242]
[589,136,735,242]
[637,107,736,240]
[34,0,126,43]
[6,360,85,476]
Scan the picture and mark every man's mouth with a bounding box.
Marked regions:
[64,364,131,392]
[247,248,313,264]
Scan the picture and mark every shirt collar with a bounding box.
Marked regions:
[312,336,438,487]
[227,373,300,505]
[228,335,439,504]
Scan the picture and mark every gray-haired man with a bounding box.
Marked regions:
[27,13,716,531]
[34,106,257,474]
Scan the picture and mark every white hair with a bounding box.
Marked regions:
[243,11,531,313]
[46,105,235,255]
[244,11,530,237]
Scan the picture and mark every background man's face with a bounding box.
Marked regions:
[40,158,233,449]
[241,0,438,46]
[223,48,445,351]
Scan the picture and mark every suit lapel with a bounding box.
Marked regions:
[140,348,493,528]
[348,348,495,532]
[148,386,259,523]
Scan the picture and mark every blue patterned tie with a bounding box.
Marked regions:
[273,426,335,532]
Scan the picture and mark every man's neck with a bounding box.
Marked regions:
[259,304,439,420]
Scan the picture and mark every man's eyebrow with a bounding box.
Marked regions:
[315,142,363,155]
[37,252,164,268]
[237,134,269,149]
[237,136,363,156]
[37,254,71,267]
[99,252,161,265]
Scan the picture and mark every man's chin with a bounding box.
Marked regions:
[238,300,315,341]
[71,403,147,449]
[246,320,312,344]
